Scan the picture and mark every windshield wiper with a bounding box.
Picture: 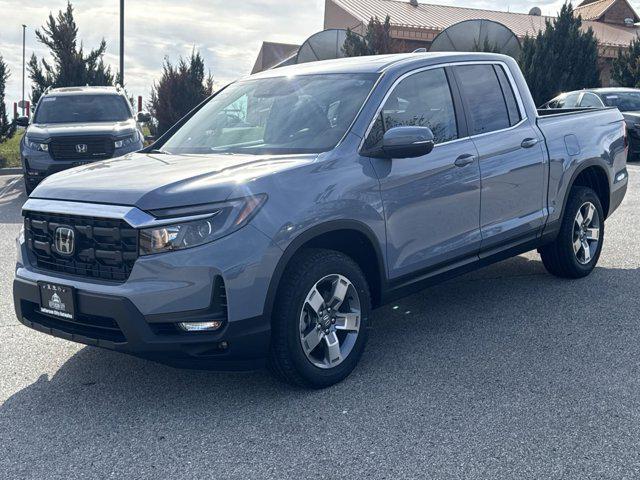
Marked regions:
[147,148,171,155]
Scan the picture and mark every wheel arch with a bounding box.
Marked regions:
[263,220,386,322]
[561,160,611,221]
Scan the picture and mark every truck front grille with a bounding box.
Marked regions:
[24,211,138,282]
[49,136,115,161]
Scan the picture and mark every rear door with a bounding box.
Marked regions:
[364,67,482,279]
[452,63,547,251]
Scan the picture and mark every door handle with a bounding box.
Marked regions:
[454,154,476,168]
[521,138,539,149]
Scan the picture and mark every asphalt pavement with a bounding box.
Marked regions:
[1,169,639,479]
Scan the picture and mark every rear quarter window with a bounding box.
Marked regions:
[579,93,603,108]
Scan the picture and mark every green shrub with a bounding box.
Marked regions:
[0,131,24,168]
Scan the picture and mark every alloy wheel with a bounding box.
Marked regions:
[298,274,361,369]
[573,201,600,265]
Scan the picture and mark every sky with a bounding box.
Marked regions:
[0,0,635,113]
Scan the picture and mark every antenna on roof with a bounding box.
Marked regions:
[409,0,419,6]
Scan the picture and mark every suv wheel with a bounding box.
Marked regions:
[268,249,371,388]
[540,186,604,278]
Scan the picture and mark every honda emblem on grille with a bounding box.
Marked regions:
[55,227,75,255]
[75,144,88,153]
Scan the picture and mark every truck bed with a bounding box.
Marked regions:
[534,106,626,227]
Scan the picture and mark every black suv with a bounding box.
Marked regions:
[17,86,148,194]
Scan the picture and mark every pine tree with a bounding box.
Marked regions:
[519,3,600,106]
[0,55,11,139]
[28,1,114,105]
[612,36,640,87]
[343,16,404,57]
[149,50,214,136]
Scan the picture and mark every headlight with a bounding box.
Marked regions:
[114,132,139,149]
[25,137,48,152]
[139,195,267,256]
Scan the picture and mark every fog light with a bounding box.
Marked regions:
[178,321,223,332]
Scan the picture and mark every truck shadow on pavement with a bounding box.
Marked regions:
[2,253,640,475]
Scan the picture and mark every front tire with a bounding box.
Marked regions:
[268,249,371,388]
[540,186,604,279]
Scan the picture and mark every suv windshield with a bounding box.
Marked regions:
[34,94,132,124]
[601,91,640,112]
[161,73,379,155]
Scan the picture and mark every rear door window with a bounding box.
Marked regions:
[453,64,511,135]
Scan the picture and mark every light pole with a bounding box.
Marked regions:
[21,24,26,116]
[119,0,124,86]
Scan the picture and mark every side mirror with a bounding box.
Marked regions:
[369,126,435,159]
[15,116,29,128]
[137,111,151,123]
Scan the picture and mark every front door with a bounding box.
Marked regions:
[365,67,482,279]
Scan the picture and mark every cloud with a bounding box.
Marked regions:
[0,0,324,109]
[1,0,639,112]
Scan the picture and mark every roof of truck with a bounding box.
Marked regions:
[246,52,511,79]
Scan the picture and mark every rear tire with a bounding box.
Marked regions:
[268,249,371,388]
[539,186,604,279]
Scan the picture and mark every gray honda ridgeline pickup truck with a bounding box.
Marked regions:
[14,53,628,388]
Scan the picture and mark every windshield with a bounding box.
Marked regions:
[601,91,640,112]
[34,94,132,124]
[161,73,379,155]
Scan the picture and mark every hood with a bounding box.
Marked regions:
[26,119,137,140]
[31,152,318,211]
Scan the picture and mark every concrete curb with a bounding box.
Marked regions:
[0,168,21,176]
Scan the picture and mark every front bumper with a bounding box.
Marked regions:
[13,277,270,370]
[14,213,282,370]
